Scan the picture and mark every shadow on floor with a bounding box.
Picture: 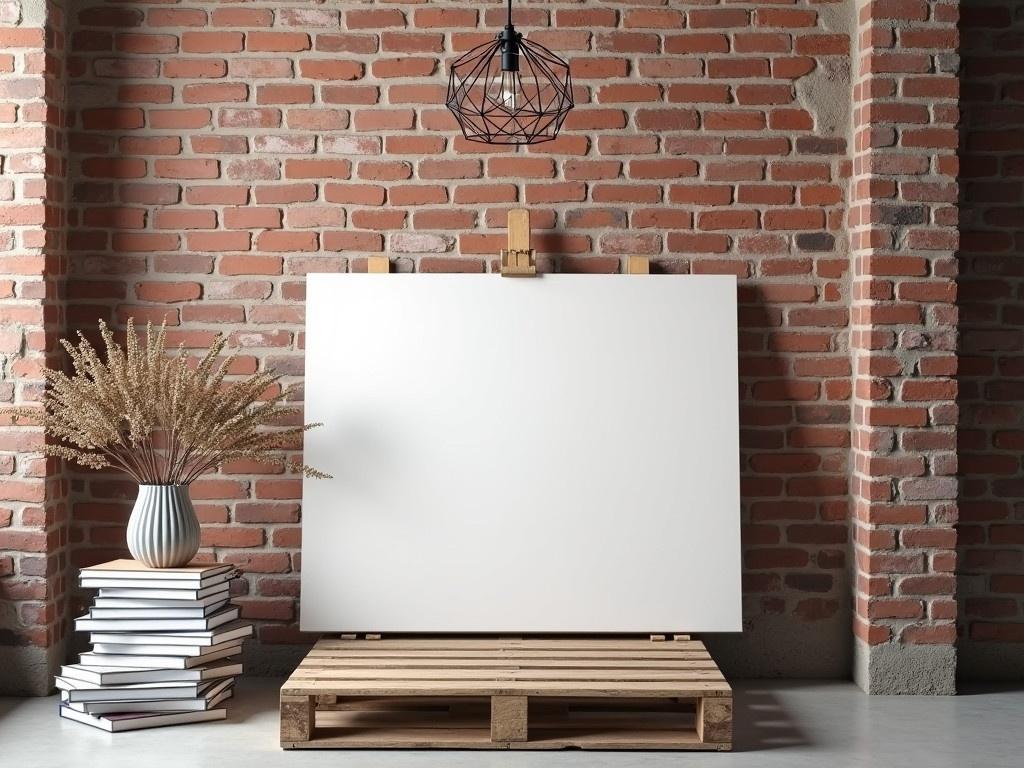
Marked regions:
[731,686,808,751]
[957,681,1024,696]
[0,697,22,723]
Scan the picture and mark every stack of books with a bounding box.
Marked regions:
[57,559,253,732]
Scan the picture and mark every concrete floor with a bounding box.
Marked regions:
[1,679,1021,768]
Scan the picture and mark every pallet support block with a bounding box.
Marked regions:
[491,695,528,742]
[697,696,733,744]
[280,694,315,744]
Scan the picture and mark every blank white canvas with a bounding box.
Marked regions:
[301,274,741,633]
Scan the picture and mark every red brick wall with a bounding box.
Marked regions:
[8,0,1013,690]
[0,0,70,693]
[58,0,855,676]
[958,0,1024,678]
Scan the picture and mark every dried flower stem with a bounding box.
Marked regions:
[1,319,330,485]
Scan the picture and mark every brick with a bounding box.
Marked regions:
[487,157,555,179]
[247,32,311,53]
[755,8,817,28]
[353,109,416,131]
[153,210,216,230]
[688,9,749,28]
[668,84,731,104]
[871,0,929,22]
[630,159,698,179]
[202,527,264,548]
[571,57,630,79]
[347,8,406,29]
[182,84,248,104]
[187,232,251,252]
[708,58,770,79]
[415,8,477,28]
[154,159,219,180]
[381,31,444,53]
[181,32,243,54]
[257,85,314,105]
[135,282,202,303]
[299,60,364,81]
[257,232,318,253]
[211,8,273,27]
[407,159,474,181]
[736,84,794,105]
[285,159,351,180]
[219,108,281,129]
[220,255,283,276]
[596,32,659,54]
[316,34,379,54]
[635,109,699,131]
[372,58,437,78]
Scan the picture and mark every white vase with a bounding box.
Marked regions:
[126,484,201,568]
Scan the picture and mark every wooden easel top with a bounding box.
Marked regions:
[365,209,650,277]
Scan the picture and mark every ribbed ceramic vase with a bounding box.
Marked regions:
[126,484,201,568]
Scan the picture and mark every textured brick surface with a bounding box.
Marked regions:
[0,0,70,660]
[849,0,960,665]
[1,0,1016,688]
[58,0,855,662]
[958,0,1024,665]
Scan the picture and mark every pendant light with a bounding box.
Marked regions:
[446,0,574,145]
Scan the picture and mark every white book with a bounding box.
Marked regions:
[97,584,229,601]
[91,638,244,659]
[60,661,242,686]
[89,620,253,648]
[89,601,228,619]
[80,559,234,582]
[75,605,239,632]
[94,588,229,608]
[62,680,233,715]
[55,677,210,703]
[60,705,226,732]
[80,643,241,670]
[81,574,231,591]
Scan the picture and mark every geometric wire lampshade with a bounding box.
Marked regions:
[445,0,573,145]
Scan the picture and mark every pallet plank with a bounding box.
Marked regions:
[307,651,716,659]
[301,657,715,668]
[315,639,707,650]
[290,669,727,682]
[284,680,730,696]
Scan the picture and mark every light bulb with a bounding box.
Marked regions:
[489,70,518,111]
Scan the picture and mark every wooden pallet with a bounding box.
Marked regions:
[280,637,732,750]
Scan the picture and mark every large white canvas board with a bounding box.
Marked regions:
[301,274,741,633]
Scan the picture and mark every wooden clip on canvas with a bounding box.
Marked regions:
[366,256,390,274]
[626,254,650,274]
[498,209,652,277]
[500,209,537,276]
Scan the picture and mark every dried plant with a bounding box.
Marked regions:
[1,319,330,485]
